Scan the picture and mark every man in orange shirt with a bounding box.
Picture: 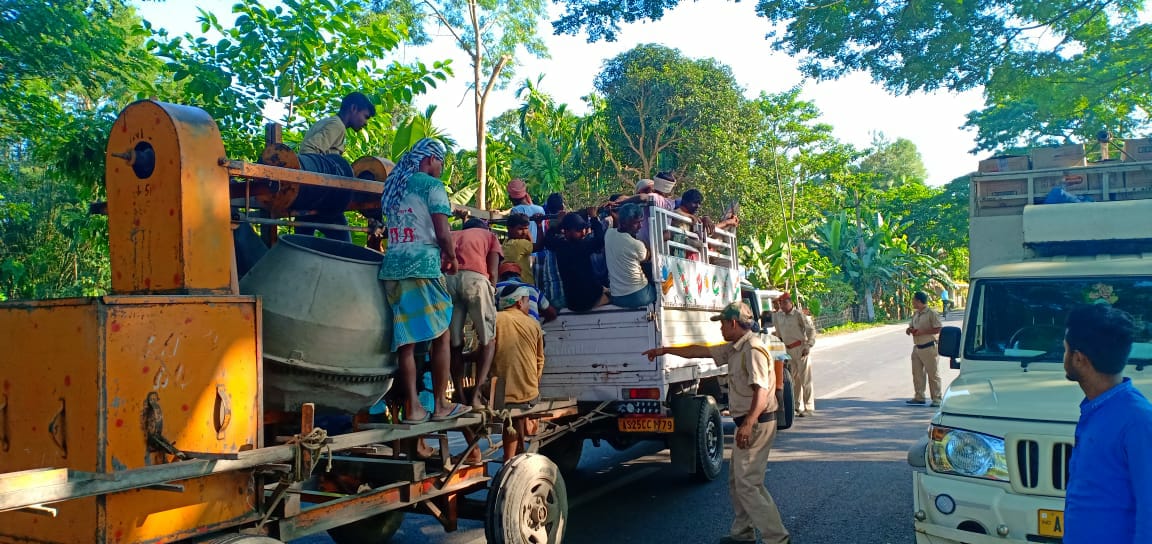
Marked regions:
[491,285,547,461]
[445,218,502,408]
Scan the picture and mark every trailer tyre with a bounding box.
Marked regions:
[328,511,405,544]
[693,396,724,483]
[485,453,568,544]
[777,368,794,431]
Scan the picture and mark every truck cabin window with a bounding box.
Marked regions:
[965,278,1152,364]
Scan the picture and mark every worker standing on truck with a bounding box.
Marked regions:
[772,292,817,417]
[642,302,791,544]
[445,218,502,409]
[1062,304,1152,543]
[378,137,470,424]
[905,291,943,407]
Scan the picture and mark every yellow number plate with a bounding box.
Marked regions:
[1037,509,1064,538]
[617,417,675,433]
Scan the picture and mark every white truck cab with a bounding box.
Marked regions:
[909,159,1152,543]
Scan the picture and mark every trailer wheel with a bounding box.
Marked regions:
[538,433,584,474]
[328,511,405,544]
[776,368,795,431]
[692,396,724,482]
[485,453,568,544]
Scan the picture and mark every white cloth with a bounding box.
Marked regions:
[604,227,648,297]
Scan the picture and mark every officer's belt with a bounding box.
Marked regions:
[733,412,776,427]
[915,341,937,349]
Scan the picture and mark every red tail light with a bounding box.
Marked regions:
[623,388,661,400]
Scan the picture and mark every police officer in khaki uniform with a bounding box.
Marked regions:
[771,292,817,416]
[644,302,790,544]
[906,291,943,407]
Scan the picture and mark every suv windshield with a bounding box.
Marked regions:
[964,277,1152,363]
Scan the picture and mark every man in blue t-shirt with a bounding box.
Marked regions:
[1063,304,1152,543]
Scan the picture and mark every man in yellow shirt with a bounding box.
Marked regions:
[491,285,546,461]
[299,92,375,155]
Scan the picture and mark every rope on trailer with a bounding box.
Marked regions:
[291,427,333,478]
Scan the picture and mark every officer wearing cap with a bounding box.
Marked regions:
[643,302,791,544]
[771,292,817,417]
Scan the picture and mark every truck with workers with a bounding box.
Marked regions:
[907,142,1152,543]
[532,203,793,478]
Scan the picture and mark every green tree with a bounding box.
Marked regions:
[594,44,755,206]
[152,0,451,160]
[554,0,1152,150]
[858,135,928,188]
[1,0,162,300]
[375,0,549,208]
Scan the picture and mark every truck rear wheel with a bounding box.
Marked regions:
[538,433,584,474]
[485,453,568,544]
[777,368,795,430]
[195,536,284,544]
[692,396,724,482]
[328,511,405,544]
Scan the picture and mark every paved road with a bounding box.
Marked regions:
[295,312,963,544]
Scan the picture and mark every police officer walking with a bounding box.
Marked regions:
[906,291,944,407]
[771,293,817,417]
[644,302,791,544]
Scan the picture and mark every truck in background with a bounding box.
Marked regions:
[537,205,793,478]
[908,149,1152,543]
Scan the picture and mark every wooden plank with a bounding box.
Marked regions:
[222,160,386,193]
[330,456,426,482]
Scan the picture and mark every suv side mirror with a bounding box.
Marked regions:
[939,326,962,369]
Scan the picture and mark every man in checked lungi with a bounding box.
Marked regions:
[378,138,472,424]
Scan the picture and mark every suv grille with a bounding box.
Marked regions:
[1009,435,1073,497]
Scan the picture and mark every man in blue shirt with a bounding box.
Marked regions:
[495,263,556,324]
[1063,304,1152,543]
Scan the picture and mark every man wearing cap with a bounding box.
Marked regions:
[635,178,655,195]
[495,262,556,324]
[492,284,547,461]
[543,210,610,312]
[643,302,790,544]
[507,179,546,243]
[771,292,817,417]
[906,291,943,407]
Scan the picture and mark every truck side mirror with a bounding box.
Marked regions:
[939,326,962,368]
[760,311,772,329]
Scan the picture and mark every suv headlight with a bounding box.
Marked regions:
[928,425,1009,482]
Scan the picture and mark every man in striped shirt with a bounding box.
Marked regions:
[495,263,556,324]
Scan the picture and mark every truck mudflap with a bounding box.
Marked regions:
[912,471,1065,544]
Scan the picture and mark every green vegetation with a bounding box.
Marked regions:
[8,0,1059,319]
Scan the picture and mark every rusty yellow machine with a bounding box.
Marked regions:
[0,100,581,544]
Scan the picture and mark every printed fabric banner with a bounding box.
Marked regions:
[658,256,741,310]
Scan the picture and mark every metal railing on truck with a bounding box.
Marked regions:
[972,159,1152,217]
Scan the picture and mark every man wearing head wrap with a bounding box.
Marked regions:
[617,172,677,245]
[378,137,470,423]
[491,284,546,461]
[771,292,817,417]
[643,302,791,544]
[507,178,546,243]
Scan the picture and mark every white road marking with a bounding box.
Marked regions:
[818,380,866,399]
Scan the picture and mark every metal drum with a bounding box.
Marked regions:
[239,235,395,413]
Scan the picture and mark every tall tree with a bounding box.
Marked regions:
[374,0,548,208]
[858,135,928,188]
[594,44,754,198]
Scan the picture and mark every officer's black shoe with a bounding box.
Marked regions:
[716,537,756,544]
[905,399,928,405]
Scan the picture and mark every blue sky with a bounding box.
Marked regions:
[136,0,988,185]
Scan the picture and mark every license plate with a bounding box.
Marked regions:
[1037,509,1064,537]
[617,417,675,433]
